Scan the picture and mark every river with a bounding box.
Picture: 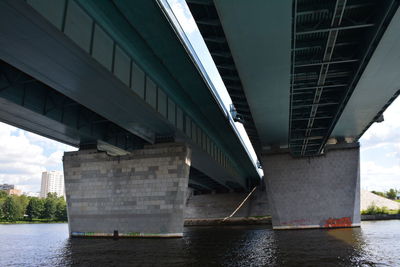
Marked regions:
[0,220,399,266]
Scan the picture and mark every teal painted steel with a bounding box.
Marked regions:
[189,0,400,157]
[332,7,400,139]
[70,0,259,184]
[14,0,260,187]
[212,0,292,148]
[0,60,145,150]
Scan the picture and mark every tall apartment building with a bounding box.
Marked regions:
[40,171,65,198]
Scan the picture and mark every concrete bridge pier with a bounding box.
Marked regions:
[263,143,360,230]
[63,143,191,237]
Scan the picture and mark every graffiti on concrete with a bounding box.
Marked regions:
[323,217,352,228]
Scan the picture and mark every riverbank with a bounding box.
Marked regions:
[0,220,67,224]
[2,215,399,226]
[361,214,400,220]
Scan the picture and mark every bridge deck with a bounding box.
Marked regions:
[187,0,400,157]
[0,0,260,191]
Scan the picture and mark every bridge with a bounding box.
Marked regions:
[0,0,399,236]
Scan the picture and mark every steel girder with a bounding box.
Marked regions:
[0,60,147,150]
[186,0,262,156]
[289,0,400,156]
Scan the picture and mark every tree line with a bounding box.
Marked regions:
[0,191,67,222]
[371,188,399,200]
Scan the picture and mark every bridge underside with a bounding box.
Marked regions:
[186,0,400,229]
[188,0,400,156]
[0,0,262,194]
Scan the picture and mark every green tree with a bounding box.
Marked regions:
[42,197,57,219]
[55,200,68,221]
[0,201,3,219]
[26,198,43,220]
[0,190,7,199]
[18,195,29,211]
[2,196,22,221]
[47,192,58,199]
[386,188,397,200]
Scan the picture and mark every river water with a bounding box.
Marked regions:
[0,220,399,266]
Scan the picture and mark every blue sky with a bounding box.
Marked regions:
[0,0,398,193]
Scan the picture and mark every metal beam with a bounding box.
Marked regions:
[292,127,328,132]
[196,18,220,26]
[204,36,226,44]
[292,116,333,121]
[316,0,400,154]
[221,75,240,81]
[186,0,213,5]
[295,59,358,68]
[290,136,324,141]
[293,84,348,91]
[0,61,146,150]
[292,102,339,109]
[216,64,236,70]
[297,0,347,156]
[210,51,231,58]
[296,23,374,35]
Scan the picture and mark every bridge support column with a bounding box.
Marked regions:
[63,143,191,237]
[263,144,360,230]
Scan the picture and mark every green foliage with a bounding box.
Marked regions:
[0,201,3,218]
[0,191,67,223]
[0,190,7,198]
[47,192,58,199]
[370,189,399,200]
[361,204,390,215]
[55,201,68,221]
[42,197,57,220]
[2,196,23,221]
[386,188,397,200]
[26,198,44,220]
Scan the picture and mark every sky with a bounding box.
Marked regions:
[0,123,76,192]
[0,0,398,193]
[359,96,400,191]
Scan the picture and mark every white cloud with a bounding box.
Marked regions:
[360,97,400,191]
[0,122,76,193]
[361,97,400,146]
[360,161,400,191]
[25,131,75,153]
[45,151,65,167]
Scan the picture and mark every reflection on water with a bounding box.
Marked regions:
[0,221,399,266]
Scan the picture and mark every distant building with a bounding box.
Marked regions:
[40,171,65,198]
[6,188,22,196]
[0,184,22,196]
[0,184,14,191]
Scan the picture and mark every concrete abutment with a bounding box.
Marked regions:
[63,143,191,237]
[262,144,361,230]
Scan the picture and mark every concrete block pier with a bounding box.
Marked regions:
[263,144,360,230]
[63,143,191,237]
